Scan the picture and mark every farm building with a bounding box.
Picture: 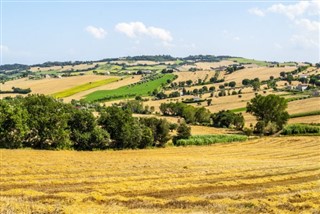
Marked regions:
[296,84,308,91]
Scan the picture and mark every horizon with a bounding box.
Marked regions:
[1,0,319,64]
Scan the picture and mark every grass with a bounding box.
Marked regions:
[85,74,175,102]
[52,77,119,98]
[230,107,247,113]
[1,136,319,213]
[290,110,320,118]
[228,57,270,66]
[175,134,248,146]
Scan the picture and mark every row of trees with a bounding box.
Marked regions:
[0,95,179,150]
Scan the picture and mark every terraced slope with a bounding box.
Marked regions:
[0,136,319,213]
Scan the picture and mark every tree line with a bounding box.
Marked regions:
[0,95,186,150]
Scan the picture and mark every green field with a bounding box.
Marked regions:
[230,107,247,113]
[85,74,175,102]
[228,57,270,66]
[290,110,320,118]
[52,77,119,98]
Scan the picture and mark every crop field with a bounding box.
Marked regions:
[227,57,271,66]
[225,67,296,85]
[2,75,113,95]
[85,74,175,102]
[52,77,119,98]
[1,136,319,213]
[64,75,143,102]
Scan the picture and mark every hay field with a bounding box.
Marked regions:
[194,61,234,70]
[288,115,320,124]
[225,67,296,85]
[287,97,320,115]
[2,75,113,95]
[1,136,319,213]
[173,71,215,83]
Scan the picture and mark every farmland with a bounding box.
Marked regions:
[52,77,119,98]
[1,136,319,213]
[85,74,175,102]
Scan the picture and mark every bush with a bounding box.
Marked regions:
[175,134,247,146]
[282,124,320,135]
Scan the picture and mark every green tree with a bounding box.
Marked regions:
[22,95,72,150]
[0,100,29,148]
[173,122,191,145]
[246,94,289,134]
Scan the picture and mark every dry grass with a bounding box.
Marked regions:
[173,71,215,83]
[225,67,296,85]
[2,75,114,95]
[288,115,320,124]
[194,61,234,70]
[30,64,96,72]
[1,136,319,213]
[287,97,320,115]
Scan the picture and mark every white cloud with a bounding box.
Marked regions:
[295,18,320,32]
[85,26,107,39]
[0,45,9,52]
[290,34,319,48]
[267,1,310,20]
[115,22,173,42]
[248,8,265,17]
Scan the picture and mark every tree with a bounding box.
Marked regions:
[22,95,72,150]
[173,122,191,145]
[228,81,236,88]
[0,100,29,148]
[69,109,109,150]
[242,79,250,85]
[207,99,212,106]
[194,107,211,124]
[186,80,193,86]
[251,81,260,91]
[246,94,289,134]
[211,110,244,130]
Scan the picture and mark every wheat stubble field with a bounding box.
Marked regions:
[0,136,319,213]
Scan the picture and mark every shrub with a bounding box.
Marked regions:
[282,124,320,135]
[175,134,247,146]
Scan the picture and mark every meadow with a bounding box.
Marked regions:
[1,136,319,213]
[85,74,175,102]
[52,77,119,98]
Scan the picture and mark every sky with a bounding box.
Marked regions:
[0,0,319,65]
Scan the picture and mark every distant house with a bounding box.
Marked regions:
[312,90,320,96]
[299,74,308,79]
[143,70,152,74]
[296,84,308,91]
[193,96,200,102]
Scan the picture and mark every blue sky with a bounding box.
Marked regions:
[1,0,319,64]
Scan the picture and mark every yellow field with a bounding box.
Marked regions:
[287,97,320,114]
[173,71,216,83]
[225,67,296,85]
[30,64,97,72]
[2,75,114,95]
[1,136,319,213]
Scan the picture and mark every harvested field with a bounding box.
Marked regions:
[2,75,113,95]
[225,67,296,85]
[1,136,319,213]
[173,71,215,83]
[288,115,320,124]
[30,64,96,72]
[287,97,320,115]
[195,61,234,70]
